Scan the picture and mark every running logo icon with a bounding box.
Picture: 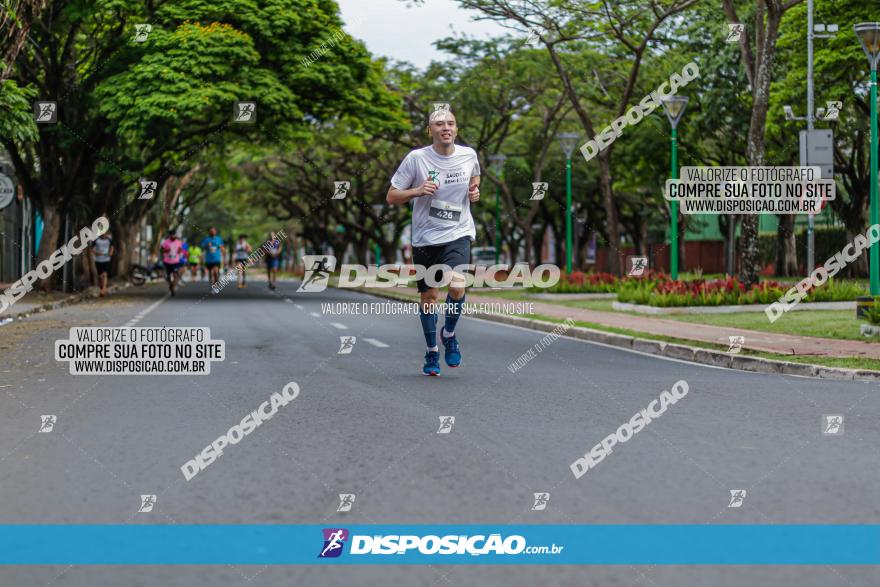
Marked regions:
[318,528,349,558]
[822,414,844,435]
[727,23,744,43]
[727,335,745,354]
[133,24,152,42]
[530,182,548,200]
[628,256,648,276]
[138,179,157,200]
[531,492,550,511]
[39,415,56,433]
[427,170,441,186]
[138,495,156,513]
[728,489,746,508]
[437,416,455,434]
[337,494,355,512]
[233,101,256,123]
[338,336,356,354]
[431,102,450,117]
[332,181,350,200]
[523,27,541,47]
[297,255,336,292]
[34,102,57,123]
[823,101,842,121]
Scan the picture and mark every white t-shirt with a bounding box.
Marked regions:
[390,144,480,247]
[234,241,250,261]
[93,237,112,263]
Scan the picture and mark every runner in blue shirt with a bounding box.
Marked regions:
[200,227,226,287]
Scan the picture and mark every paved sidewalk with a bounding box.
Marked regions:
[379,287,880,360]
[0,280,132,320]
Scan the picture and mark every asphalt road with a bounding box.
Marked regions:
[1,277,878,586]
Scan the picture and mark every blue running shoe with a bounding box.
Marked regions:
[423,350,441,376]
[442,333,461,367]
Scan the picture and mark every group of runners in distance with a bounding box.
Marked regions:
[156,228,283,295]
[91,227,283,297]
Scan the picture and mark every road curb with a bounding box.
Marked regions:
[1,281,133,323]
[480,310,880,382]
[355,287,880,383]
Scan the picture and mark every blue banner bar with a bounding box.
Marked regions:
[1,525,878,565]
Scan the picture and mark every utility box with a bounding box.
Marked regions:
[799,129,834,178]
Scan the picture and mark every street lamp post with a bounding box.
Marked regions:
[784,3,838,273]
[488,154,507,265]
[855,23,880,295]
[661,96,689,280]
[557,133,580,274]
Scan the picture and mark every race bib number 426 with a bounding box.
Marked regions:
[429,200,462,222]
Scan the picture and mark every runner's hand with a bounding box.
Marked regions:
[417,181,438,197]
[468,184,480,203]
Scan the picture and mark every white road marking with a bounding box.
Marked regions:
[309,312,320,318]
[295,304,304,310]
[330,322,348,330]
[125,294,170,327]
[476,315,773,376]
[364,338,389,348]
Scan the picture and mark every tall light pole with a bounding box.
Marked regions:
[488,154,506,265]
[557,133,579,273]
[661,96,688,280]
[788,2,838,273]
[856,23,880,296]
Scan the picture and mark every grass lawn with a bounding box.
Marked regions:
[529,314,880,372]
[663,309,867,341]
[368,287,880,371]
[472,289,871,342]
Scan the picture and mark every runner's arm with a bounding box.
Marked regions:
[468,176,481,203]
[387,182,436,205]
[387,153,434,205]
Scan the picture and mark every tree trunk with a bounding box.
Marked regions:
[738,7,781,288]
[844,228,869,277]
[525,231,534,266]
[534,228,545,265]
[117,220,140,276]
[36,203,62,292]
[775,215,797,276]
[597,152,621,274]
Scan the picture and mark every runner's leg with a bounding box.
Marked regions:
[419,288,440,348]
[414,243,443,375]
[440,238,470,367]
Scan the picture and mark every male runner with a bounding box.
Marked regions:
[92,230,114,297]
[201,227,225,287]
[265,231,282,290]
[387,106,480,376]
[178,238,190,282]
[188,242,203,281]
[233,234,252,288]
[160,230,185,296]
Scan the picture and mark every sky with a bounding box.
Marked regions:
[336,0,513,69]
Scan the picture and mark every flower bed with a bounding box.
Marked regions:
[617,275,865,307]
[534,270,667,294]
